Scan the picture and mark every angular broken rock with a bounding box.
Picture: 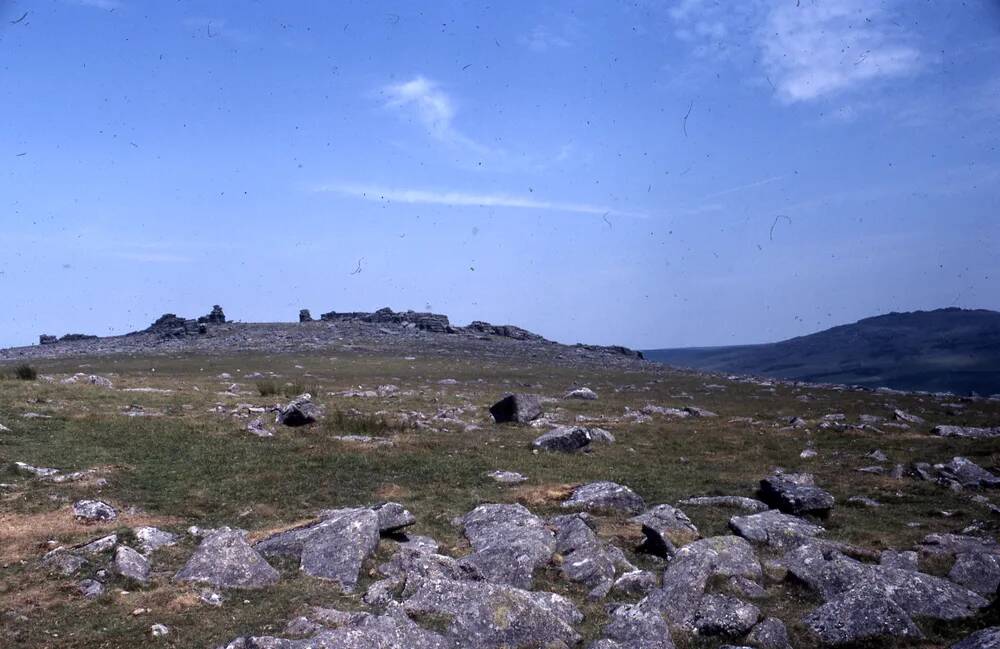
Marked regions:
[78,578,105,599]
[565,387,598,400]
[246,418,274,437]
[255,508,379,592]
[684,406,718,417]
[456,503,554,588]
[936,457,1000,489]
[114,545,150,583]
[175,527,279,589]
[612,569,658,597]
[134,526,178,554]
[489,393,543,424]
[402,576,583,649]
[550,513,622,598]
[593,601,675,649]
[372,502,415,534]
[746,617,793,649]
[804,581,923,646]
[933,425,1000,439]
[692,594,760,637]
[532,426,615,452]
[630,504,700,557]
[277,394,319,427]
[562,481,645,514]
[894,409,924,424]
[951,627,1000,649]
[758,473,835,517]
[14,461,60,478]
[72,499,117,523]
[730,509,825,549]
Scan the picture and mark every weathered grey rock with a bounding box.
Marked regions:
[372,502,415,534]
[489,393,543,424]
[746,617,792,649]
[114,545,150,583]
[952,627,1000,649]
[72,499,117,522]
[256,508,379,591]
[551,513,618,598]
[678,495,769,513]
[782,542,988,621]
[612,570,658,597]
[727,575,767,599]
[730,510,826,549]
[78,578,105,599]
[678,536,762,580]
[565,387,598,400]
[298,309,313,323]
[224,603,451,649]
[937,456,1000,488]
[949,550,1000,596]
[175,527,279,589]
[847,495,881,507]
[402,576,583,648]
[134,526,178,554]
[630,504,699,557]
[804,581,923,645]
[692,594,760,637]
[486,470,527,484]
[865,448,889,462]
[684,406,718,417]
[41,549,87,575]
[562,481,645,514]
[78,533,118,555]
[532,426,615,452]
[758,473,835,517]
[457,503,554,588]
[932,425,1000,439]
[277,394,320,426]
[594,602,675,649]
[879,549,919,571]
[893,409,924,424]
[247,417,274,437]
[13,461,60,477]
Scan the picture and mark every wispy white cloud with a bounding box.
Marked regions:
[382,76,487,154]
[316,183,648,218]
[760,1,923,103]
[667,0,925,104]
[68,0,122,10]
[523,25,572,52]
[701,175,784,200]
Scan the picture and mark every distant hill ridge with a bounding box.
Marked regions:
[644,308,1000,395]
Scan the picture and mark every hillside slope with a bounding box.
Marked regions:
[645,308,1000,394]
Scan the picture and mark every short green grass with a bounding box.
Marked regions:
[1,350,998,648]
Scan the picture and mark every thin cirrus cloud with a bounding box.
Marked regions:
[317,183,649,218]
[382,76,487,154]
[669,0,924,103]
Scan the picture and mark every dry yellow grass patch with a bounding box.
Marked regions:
[510,482,576,507]
[0,508,180,564]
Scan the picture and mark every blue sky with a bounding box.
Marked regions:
[1,0,998,349]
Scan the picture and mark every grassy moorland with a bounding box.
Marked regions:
[1,350,999,648]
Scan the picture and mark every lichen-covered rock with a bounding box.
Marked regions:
[692,594,760,637]
[114,545,150,583]
[948,550,1000,596]
[78,533,118,555]
[277,394,320,427]
[630,504,699,557]
[255,508,379,592]
[562,481,645,514]
[758,473,835,517]
[489,393,543,424]
[951,627,1000,649]
[40,549,87,575]
[804,581,923,645]
[372,502,416,534]
[134,526,178,554]
[933,425,1000,439]
[402,576,583,649]
[612,570,659,597]
[678,495,769,513]
[879,549,919,571]
[936,457,1000,489]
[746,617,792,649]
[175,527,279,589]
[78,578,104,599]
[730,510,826,549]
[456,503,554,589]
[72,499,117,523]
[565,387,598,400]
[486,470,527,484]
[247,417,274,437]
[551,513,621,598]
[592,601,675,649]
